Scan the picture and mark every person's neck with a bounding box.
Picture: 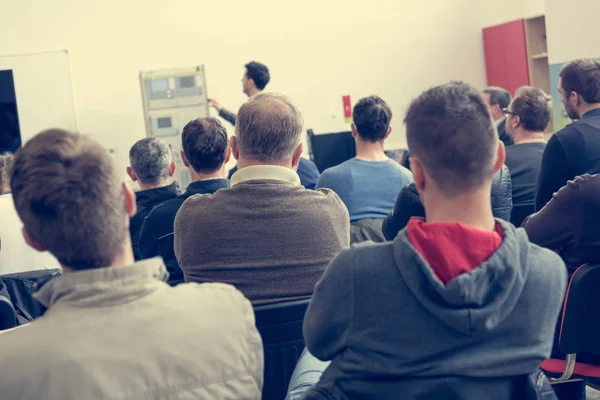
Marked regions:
[247,88,262,98]
[423,188,496,232]
[189,167,226,182]
[578,103,600,118]
[139,180,171,191]
[236,157,293,170]
[0,185,9,195]
[512,130,546,145]
[61,245,135,274]
[354,139,389,161]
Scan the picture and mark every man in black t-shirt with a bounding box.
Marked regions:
[535,59,600,211]
[503,87,551,225]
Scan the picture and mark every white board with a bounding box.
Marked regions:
[0,50,77,144]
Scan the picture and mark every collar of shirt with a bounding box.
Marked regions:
[495,116,506,127]
[581,108,600,119]
[34,258,168,308]
[230,165,301,186]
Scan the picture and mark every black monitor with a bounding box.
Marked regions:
[0,70,21,153]
[307,129,356,173]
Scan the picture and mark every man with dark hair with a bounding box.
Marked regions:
[139,118,230,285]
[536,58,600,210]
[175,93,349,304]
[126,138,178,260]
[297,82,566,399]
[483,86,514,147]
[315,96,412,240]
[0,129,263,398]
[208,61,270,126]
[503,86,551,225]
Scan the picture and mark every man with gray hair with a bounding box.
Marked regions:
[175,93,350,304]
[126,137,178,260]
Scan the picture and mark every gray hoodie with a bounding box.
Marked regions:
[303,219,567,398]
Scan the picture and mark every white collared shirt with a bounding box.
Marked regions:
[230,165,301,186]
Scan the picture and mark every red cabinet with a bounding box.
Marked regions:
[483,19,531,95]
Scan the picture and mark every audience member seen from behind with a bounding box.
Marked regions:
[298,82,567,399]
[0,152,60,274]
[503,86,551,225]
[0,130,263,399]
[126,138,178,260]
[524,174,600,275]
[316,96,413,242]
[139,118,230,285]
[483,86,514,147]
[175,93,350,305]
[536,59,600,210]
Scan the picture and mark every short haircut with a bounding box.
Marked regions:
[511,86,552,132]
[405,81,497,196]
[181,117,228,173]
[235,93,303,161]
[560,59,600,103]
[0,152,13,190]
[10,129,127,270]
[353,96,393,142]
[245,61,270,90]
[483,86,512,109]
[129,138,171,185]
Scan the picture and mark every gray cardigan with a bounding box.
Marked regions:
[304,219,567,398]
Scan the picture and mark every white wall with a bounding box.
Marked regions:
[546,0,599,64]
[0,0,543,177]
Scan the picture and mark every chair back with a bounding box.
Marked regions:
[557,263,600,355]
[0,293,16,331]
[511,203,535,227]
[254,299,310,400]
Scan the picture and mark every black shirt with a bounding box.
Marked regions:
[505,142,546,206]
[130,182,179,261]
[138,179,230,285]
[535,108,600,211]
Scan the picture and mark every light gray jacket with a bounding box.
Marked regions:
[0,258,263,399]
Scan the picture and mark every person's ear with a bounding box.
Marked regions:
[384,126,392,140]
[572,91,582,108]
[351,123,358,138]
[168,161,176,177]
[224,145,232,164]
[181,151,190,168]
[292,143,303,170]
[22,228,45,253]
[409,157,427,195]
[123,182,137,217]
[230,136,240,160]
[493,141,506,174]
[512,115,521,129]
[126,167,137,182]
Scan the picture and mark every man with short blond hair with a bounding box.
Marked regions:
[0,129,263,399]
[175,93,350,304]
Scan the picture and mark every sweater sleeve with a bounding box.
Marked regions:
[535,134,570,211]
[524,177,583,252]
[303,247,355,361]
[218,108,237,126]
[138,214,158,259]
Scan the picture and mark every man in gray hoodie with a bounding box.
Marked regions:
[298,82,567,399]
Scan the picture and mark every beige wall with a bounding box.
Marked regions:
[0,0,543,176]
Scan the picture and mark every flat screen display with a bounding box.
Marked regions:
[0,70,22,153]
[178,76,195,89]
[150,78,169,93]
[157,117,172,129]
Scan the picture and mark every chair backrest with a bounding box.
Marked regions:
[254,299,310,400]
[350,218,386,245]
[307,129,355,173]
[511,203,535,227]
[0,293,16,331]
[557,263,600,355]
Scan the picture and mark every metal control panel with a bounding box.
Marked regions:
[140,65,209,190]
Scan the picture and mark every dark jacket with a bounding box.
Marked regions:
[497,118,514,148]
[382,165,513,240]
[129,182,179,260]
[138,179,230,285]
[228,158,321,190]
[535,109,600,211]
[218,108,237,126]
